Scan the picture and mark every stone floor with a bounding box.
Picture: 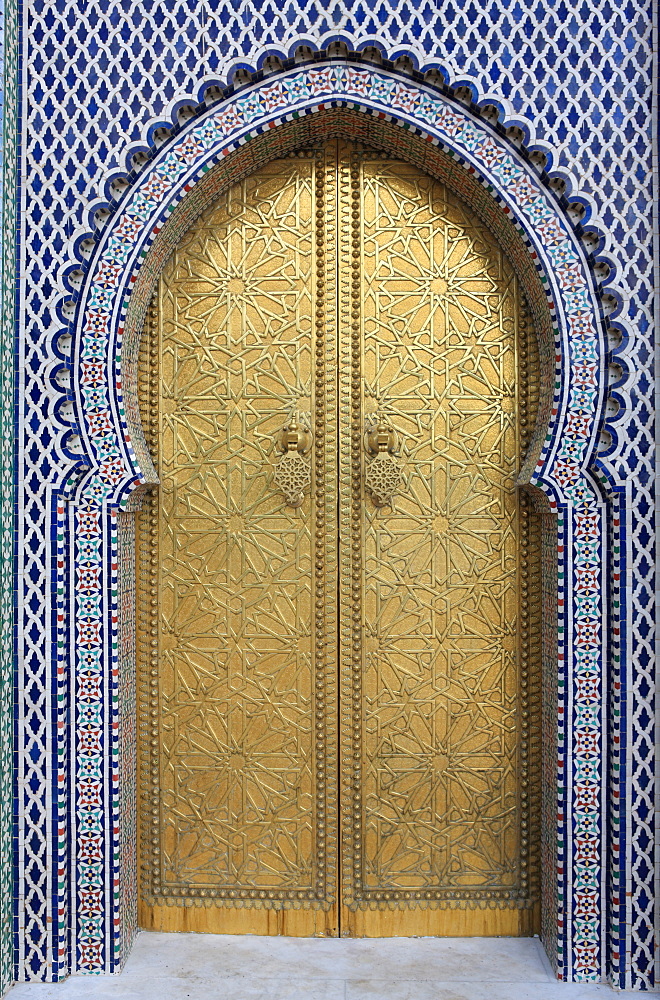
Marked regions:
[6,933,659,999]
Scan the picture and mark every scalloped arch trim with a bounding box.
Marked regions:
[65,61,608,509]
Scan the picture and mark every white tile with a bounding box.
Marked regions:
[120,932,553,983]
[8,977,345,1000]
[345,982,659,1000]
[5,934,659,999]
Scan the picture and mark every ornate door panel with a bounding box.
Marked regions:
[338,148,540,936]
[137,153,340,935]
[137,142,540,938]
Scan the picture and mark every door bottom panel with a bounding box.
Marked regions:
[139,903,338,937]
[342,904,540,939]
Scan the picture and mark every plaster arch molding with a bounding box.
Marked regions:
[67,61,607,510]
[61,60,610,982]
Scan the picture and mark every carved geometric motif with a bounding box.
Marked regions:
[138,142,541,935]
[138,152,340,920]
[339,150,541,917]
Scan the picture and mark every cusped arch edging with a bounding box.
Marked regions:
[57,61,613,985]
[63,61,609,511]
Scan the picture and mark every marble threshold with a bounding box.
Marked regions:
[6,932,659,999]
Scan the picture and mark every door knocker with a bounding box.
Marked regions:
[364,420,403,508]
[273,414,313,508]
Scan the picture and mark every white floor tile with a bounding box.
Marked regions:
[6,932,659,999]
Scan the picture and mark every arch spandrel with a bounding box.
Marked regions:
[65,63,607,513]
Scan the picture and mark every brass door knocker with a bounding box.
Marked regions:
[273,415,313,508]
[364,420,403,507]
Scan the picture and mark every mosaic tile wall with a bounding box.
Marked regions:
[0,0,17,988]
[7,0,657,993]
[60,66,616,985]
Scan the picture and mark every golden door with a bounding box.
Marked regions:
[136,141,541,938]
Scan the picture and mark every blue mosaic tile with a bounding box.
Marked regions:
[7,0,656,993]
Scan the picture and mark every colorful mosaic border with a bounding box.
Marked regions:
[66,64,608,511]
[50,63,610,982]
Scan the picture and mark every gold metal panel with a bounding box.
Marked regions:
[337,147,540,933]
[137,151,339,935]
[137,140,541,939]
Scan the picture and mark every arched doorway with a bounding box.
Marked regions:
[135,139,540,938]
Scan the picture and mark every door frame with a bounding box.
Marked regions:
[135,141,544,939]
[45,60,618,982]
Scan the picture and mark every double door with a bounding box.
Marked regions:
[136,140,540,937]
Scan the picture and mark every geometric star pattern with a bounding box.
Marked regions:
[137,144,541,936]
[349,151,540,912]
[140,156,324,906]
